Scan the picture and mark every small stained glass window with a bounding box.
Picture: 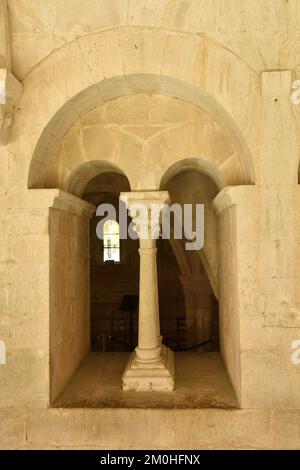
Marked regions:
[103,219,120,262]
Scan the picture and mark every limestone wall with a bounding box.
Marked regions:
[7,1,300,79]
[1,407,300,450]
[237,186,300,409]
[49,208,90,402]
[1,0,300,449]
[0,191,55,408]
[218,205,241,403]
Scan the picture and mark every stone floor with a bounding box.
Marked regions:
[53,351,238,409]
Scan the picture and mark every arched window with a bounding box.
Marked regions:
[103,219,120,262]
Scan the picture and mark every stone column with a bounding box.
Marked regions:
[120,191,175,392]
[136,235,161,363]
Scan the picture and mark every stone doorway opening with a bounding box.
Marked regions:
[83,172,140,355]
[160,166,221,352]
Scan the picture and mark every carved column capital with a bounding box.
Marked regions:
[120,191,169,241]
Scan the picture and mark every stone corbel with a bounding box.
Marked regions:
[0,68,22,145]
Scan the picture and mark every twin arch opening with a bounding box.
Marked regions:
[30,73,254,405]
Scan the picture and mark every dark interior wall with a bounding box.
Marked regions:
[89,212,139,351]
[157,238,185,341]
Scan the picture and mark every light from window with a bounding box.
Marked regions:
[103,219,120,262]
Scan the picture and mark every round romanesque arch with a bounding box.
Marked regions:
[7,28,258,191]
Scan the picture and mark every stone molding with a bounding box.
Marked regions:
[51,190,95,217]
[213,185,258,215]
[5,188,96,216]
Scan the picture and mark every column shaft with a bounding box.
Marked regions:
[135,238,160,361]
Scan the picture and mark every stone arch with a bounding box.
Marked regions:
[65,160,130,198]
[159,157,225,192]
[14,28,257,191]
[27,75,255,189]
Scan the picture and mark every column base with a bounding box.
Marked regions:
[122,345,175,392]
